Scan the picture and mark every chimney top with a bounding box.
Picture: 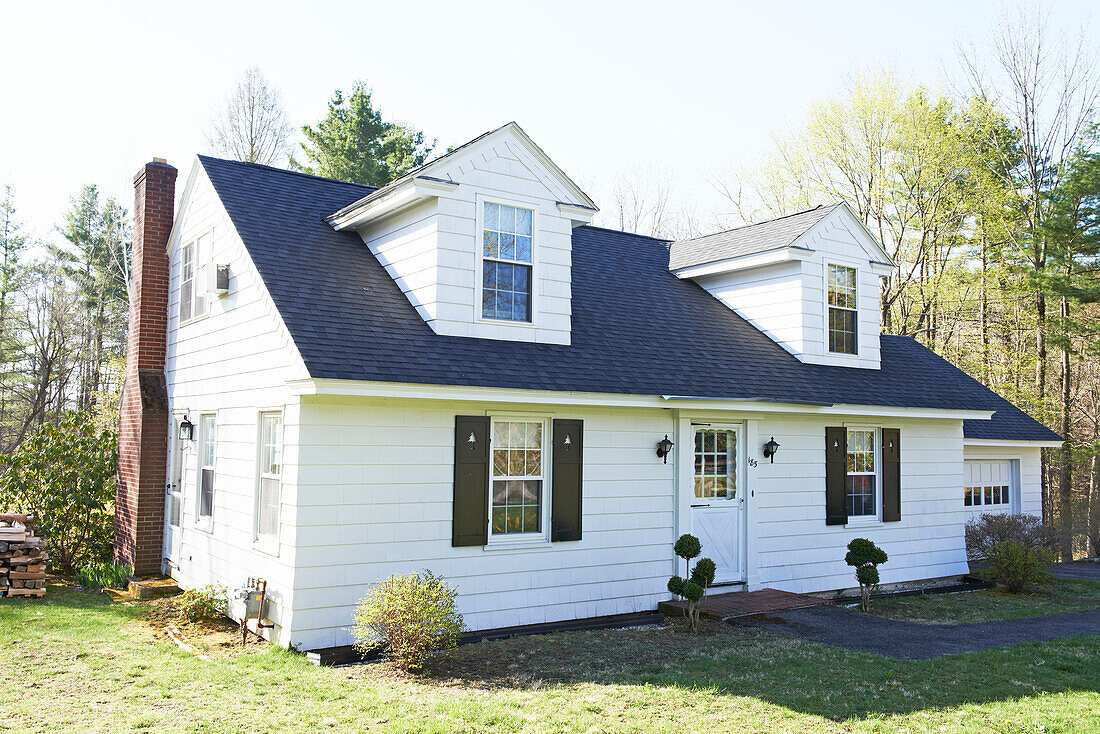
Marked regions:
[152,157,168,164]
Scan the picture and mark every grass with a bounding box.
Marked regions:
[0,583,1097,733]
[869,578,1100,624]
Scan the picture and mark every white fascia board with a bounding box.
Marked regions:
[329,177,459,231]
[556,202,597,227]
[963,438,1064,448]
[671,246,809,280]
[789,202,897,269]
[288,378,991,420]
[165,158,203,254]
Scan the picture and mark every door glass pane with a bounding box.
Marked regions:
[693,429,737,500]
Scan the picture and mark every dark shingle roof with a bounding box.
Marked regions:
[197,156,1060,443]
[668,204,840,271]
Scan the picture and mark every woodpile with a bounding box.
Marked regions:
[0,513,47,598]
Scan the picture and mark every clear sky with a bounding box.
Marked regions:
[0,0,1095,246]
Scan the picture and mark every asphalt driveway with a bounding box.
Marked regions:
[733,605,1100,660]
[1053,561,1100,581]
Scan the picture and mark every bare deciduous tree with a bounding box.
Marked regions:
[205,67,292,166]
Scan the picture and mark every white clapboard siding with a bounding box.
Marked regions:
[289,398,678,650]
[353,129,575,345]
[746,415,968,593]
[694,262,806,355]
[164,162,308,645]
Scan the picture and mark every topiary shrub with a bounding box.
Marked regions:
[178,584,228,624]
[352,570,465,670]
[845,538,888,612]
[964,513,1058,561]
[667,534,716,632]
[985,540,1057,593]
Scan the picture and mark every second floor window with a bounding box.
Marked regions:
[482,202,533,322]
[828,264,857,355]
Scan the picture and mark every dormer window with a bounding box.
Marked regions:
[482,202,533,322]
[827,264,857,355]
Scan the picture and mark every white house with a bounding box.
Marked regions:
[114,123,1061,652]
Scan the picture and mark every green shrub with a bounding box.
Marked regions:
[964,513,1057,561]
[352,570,465,670]
[76,561,131,590]
[0,412,117,571]
[667,533,716,632]
[986,540,1057,593]
[845,538,888,612]
[178,584,228,624]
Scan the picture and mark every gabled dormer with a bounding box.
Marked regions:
[669,203,895,370]
[327,123,597,345]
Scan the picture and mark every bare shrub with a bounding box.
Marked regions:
[964,513,1058,561]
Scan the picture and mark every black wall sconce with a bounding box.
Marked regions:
[762,436,780,463]
[178,415,195,442]
[656,434,674,463]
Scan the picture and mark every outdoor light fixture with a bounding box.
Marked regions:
[656,434,674,463]
[178,416,195,442]
[762,436,780,463]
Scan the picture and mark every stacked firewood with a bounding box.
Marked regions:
[0,513,47,598]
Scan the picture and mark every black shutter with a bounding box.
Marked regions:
[551,419,583,542]
[825,427,847,526]
[882,428,901,522]
[452,415,489,547]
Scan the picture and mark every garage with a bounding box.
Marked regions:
[963,459,1017,514]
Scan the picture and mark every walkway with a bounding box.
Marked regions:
[732,605,1100,659]
[659,587,827,621]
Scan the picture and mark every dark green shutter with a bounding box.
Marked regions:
[452,415,489,547]
[825,427,847,526]
[882,428,901,522]
[551,419,583,542]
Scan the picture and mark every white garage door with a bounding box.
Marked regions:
[964,460,1016,514]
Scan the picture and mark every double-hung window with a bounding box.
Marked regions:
[490,418,545,536]
[179,243,195,322]
[178,233,210,323]
[827,264,857,354]
[845,428,877,518]
[257,412,282,539]
[482,202,533,322]
[198,415,216,521]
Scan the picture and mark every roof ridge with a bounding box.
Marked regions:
[673,203,841,245]
[578,223,671,242]
[196,154,378,192]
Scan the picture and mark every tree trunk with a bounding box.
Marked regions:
[1059,295,1073,561]
[980,234,990,385]
[1088,453,1100,558]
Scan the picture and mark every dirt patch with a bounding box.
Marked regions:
[137,595,265,659]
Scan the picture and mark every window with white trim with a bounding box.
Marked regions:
[198,415,216,520]
[178,233,210,322]
[482,202,533,322]
[845,428,877,518]
[828,264,857,355]
[179,242,195,322]
[257,412,282,539]
[490,418,545,535]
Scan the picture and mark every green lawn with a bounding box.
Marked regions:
[0,584,1098,733]
[869,578,1100,624]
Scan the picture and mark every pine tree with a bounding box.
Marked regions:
[291,81,434,186]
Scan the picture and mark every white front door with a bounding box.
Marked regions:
[689,425,745,584]
[163,419,184,568]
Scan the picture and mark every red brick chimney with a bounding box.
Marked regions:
[115,159,177,575]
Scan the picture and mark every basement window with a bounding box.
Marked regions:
[827,264,857,355]
[481,202,533,322]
